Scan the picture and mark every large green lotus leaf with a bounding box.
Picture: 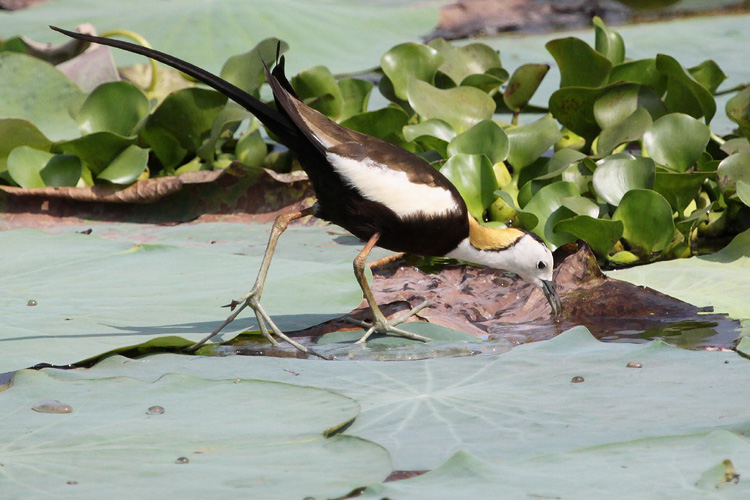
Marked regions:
[362,432,750,499]
[407,79,496,134]
[16,1,442,76]
[608,58,667,93]
[643,113,711,172]
[220,38,288,97]
[502,63,550,113]
[522,181,579,247]
[688,59,727,94]
[593,16,625,65]
[717,152,750,195]
[447,120,509,164]
[505,114,561,170]
[0,370,390,499]
[546,37,612,88]
[726,86,750,138]
[340,107,410,146]
[555,216,623,256]
[428,39,503,86]
[656,54,716,123]
[0,119,52,177]
[654,171,713,214]
[609,228,750,321]
[593,83,665,130]
[440,154,497,220]
[592,156,655,206]
[381,43,443,101]
[613,189,675,253]
[53,132,134,176]
[291,65,344,119]
[44,327,750,473]
[339,78,374,122]
[96,144,149,184]
[73,81,150,136]
[0,223,366,372]
[6,146,54,188]
[596,107,653,156]
[0,52,84,142]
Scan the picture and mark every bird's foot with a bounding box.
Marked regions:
[344,300,433,344]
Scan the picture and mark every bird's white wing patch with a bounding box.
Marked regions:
[328,152,458,218]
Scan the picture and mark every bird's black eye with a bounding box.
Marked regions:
[537,261,546,270]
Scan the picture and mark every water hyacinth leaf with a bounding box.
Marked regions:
[523,181,580,247]
[234,131,267,168]
[560,196,600,218]
[381,43,443,101]
[138,125,186,171]
[546,37,612,88]
[447,120,509,164]
[722,138,750,155]
[656,54,716,123]
[496,190,538,230]
[403,118,456,143]
[545,148,588,177]
[688,60,727,94]
[96,144,149,184]
[555,216,623,256]
[737,180,750,207]
[609,58,666,93]
[593,16,625,65]
[195,103,252,165]
[0,53,85,142]
[440,154,497,220]
[593,83,665,130]
[407,78,495,134]
[613,189,675,253]
[717,152,750,195]
[549,86,608,141]
[6,146,54,188]
[39,154,81,187]
[592,156,655,206]
[503,63,550,112]
[461,70,508,94]
[506,115,561,170]
[220,38,288,97]
[53,132,134,176]
[429,39,503,86]
[643,113,711,172]
[338,78,374,122]
[654,171,713,215]
[596,107,653,156]
[74,81,150,136]
[291,65,343,119]
[0,119,52,176]
[726,86,750,138]
[341,108,410,146]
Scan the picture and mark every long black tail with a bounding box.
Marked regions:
[50,26,298,139]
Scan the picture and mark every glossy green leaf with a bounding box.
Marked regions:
[726,86,750,138]
[234,131,267,168]
[0,119,52,176]
[560,195,600,217]
[291,65,344,119]
[440,154,498,220]
[736,180,750,207]
[722,138,750,155]
[194,103,251,166]
[460,70,508,94]
[613,189,675,253]
[546,37,612,88]
[403,118,456,143]
[593,156,655,206]
[381,43,442,101]
[609,58,667,93]
[53,132,134,176]
[593,16,625,65]
[717,152,750,195]
[549,86,608,141]
[643,113,711,172]
[340,108,409,145]
[39,154,81,187]
[407,78,495,134]
[523,181,580,247]
[593,83,665,130]
[0,52,84,141]
[338,78,374,122]
[653,171,713,215]
[506,115,561,170]
[656,54,716,123]
[608,250,640,265]
[220,38,288,97]
[74,81,150,136]
[503,63,550,112]
[96,144,149,184]
[496,190,538,230]
[596,107,653,156]
[688,59,727,94]
[429,39,503,86]
[6,146,54,188]
[447,120,509,164]
[137,125,185,171]
[555,216,623,256]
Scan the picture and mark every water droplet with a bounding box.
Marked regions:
[571,376,585,383]
[626,361,642,368]
[175,457,189,464]
[32,399,73,414]
[27,300,37,306]
[146,406,165,415]
[67,481,78,485]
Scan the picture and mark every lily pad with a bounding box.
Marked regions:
[613,189,675,253]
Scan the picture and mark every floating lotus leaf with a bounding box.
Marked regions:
[74,81,150,136]
[523,181,579,247]
[506,115,561,170]
[428,39,503,86]
[440,153,497,220]
[609,58,667,93]
[546,37,612,88]
[381,43,442,101]
[593,156,655,206]
[220,38,288,97]
[447,120,509,164]
[338,78,374,122]
[688,59,727,94]
[555,216,623,256]
[407,78,495,134]
[656,54,716,123]
[717,152,750,195]
[613,189,675,253]
[503,63,550,112]
[593,83,665,130]
[291,65,344,119]
[726,86,750,138]
[593,16,625,65]
[643,113,711,172]
[596,107,653,156]
[96,144,149,184]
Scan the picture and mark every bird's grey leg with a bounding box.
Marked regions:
[188,206,316,352]
[347,233,431,344]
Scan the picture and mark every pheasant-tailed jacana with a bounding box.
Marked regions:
[51,26,562,355]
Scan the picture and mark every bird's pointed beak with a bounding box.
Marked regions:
[541,279,562,317]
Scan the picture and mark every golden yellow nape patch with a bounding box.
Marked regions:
[467,216,524,250]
